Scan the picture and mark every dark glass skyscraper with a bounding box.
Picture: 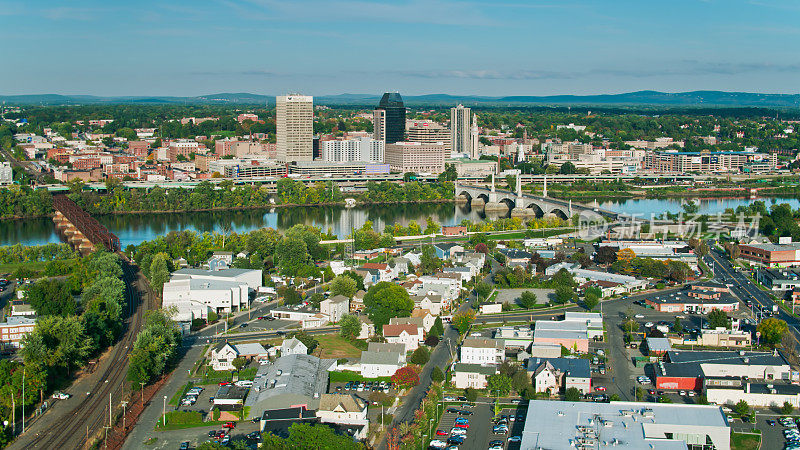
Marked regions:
[373,92,406,144]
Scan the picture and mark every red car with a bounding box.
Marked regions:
[454,423,469,429]
[222,422,236,429]
[219,382,231,386]
[595,386,606,392]
[436,430,448,436]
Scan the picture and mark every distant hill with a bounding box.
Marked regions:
[2,90,799,108]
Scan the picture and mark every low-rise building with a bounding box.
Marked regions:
[645,284,739,314]
[493,326,534,350]
[270,306,329,329]
[655,350,790,391]
[360,350,404,378]
[756,268,800,291]
[162,278,250,322]
[210,342,269,371]
[452,363,497,389]
[383,324,422,352]
[519,400,731,450]
[0,316,36,349]
[280,337,308,356]
[528,357,592,395]
[316,393,368,426]
[320,295,349,324]
[739,240,800,267]
[671,328,752,348]
[705,378,800,408]
[460,338,504,365]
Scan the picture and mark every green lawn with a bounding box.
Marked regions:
[730,431,760,450]
[315,334,363,359]
[168,382,194,406]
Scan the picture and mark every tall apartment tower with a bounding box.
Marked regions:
[276,94,314,162]
[450,104,474,158]
[373,92,405,144]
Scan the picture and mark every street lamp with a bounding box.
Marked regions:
[421,434,427,450]
[162,395,167,426]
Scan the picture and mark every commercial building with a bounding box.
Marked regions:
[645,284,740,314]
[450,105,474,157]
[0,316,36,349]
[706,378,800,408]
[373,93,405,144]
[519,400,731,450]
[244,354,337,419]
[655,350,791,391]
[757,268,800,290]
[321,137,384,163]
[739,241,800,267]
[672,328,752,348]
[533,320,590,353]
[406,120,450,150]
[644,150,777,173]
[289,161,389,176]
[162,278,250,322]
[384,142,446,174]
[276,95,314,162]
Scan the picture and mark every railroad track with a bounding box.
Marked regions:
[18,257,150,449]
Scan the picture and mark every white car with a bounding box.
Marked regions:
[634,314,645,319]
[52,392,70,400]
[429,440,448,449]
[644,322,654,328]
[508,436,522,442]
[235,380,253,387]
[451,428,467,436]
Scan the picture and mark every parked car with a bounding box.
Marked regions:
[435,430,448,436]
[222,421,236,429]
[52,392,70,400]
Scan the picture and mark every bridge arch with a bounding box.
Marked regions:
[476,193,490,204]
[458,191,473,202]
[527,203,545,218]
[499,198,516,210]
[549,208,569,220]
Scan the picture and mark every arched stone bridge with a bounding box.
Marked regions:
[455,177,620,221]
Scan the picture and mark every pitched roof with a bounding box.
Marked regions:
[383,323,419,337]
[453,363,497,375]
[527,357,591,379]
[318,393,366,413]
[367,342,406,353]
[362,263,388,270]
[462,338,503,349]
[361,350,403,366]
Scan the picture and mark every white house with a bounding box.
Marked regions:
[411,294,445,316]
[383,324,422,352]
[316,393,368,426]
[389,316,425,337]
[410,309,436,333]
[320,295,349,324]
[360,350,404,378]
[453,363,497,389]
[358,316,375,340]
[210,342,268,371]
[532,361,560,394]
[460,338,505,366]
[280,337,308,356]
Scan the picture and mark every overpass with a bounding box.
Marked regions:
[455,175,620,221]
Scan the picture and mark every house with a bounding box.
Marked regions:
[432,243,464,260]
[499,248,533,269]
[329,261,354,276]
[410,309,436,332]
[350,290,366,313]
[527,357,592,394]
[443,266,474,283]
[460,338,504,365]
[280,337,308,356]
[360,350,404,378]
[320,295,349,324]
[410,294,445,316]
[357,316,375,340]
[355,268,379,287]
[453,363,497,389]
[382,324,422,352]
[316,393,368,426]
[367,342,407,362]
[531,360,559,395]
[361,263,397,282]
[393,257,410,275]
[210,342,268,371]
[441,226,467,236]
[389,316,425,337]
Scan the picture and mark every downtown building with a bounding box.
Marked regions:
[644,150,777,173]
[276,95,314,162]
[450,104,478,159]
[373,92,406,144]
[406,120,450,151]
[321,137,384,163]
[384,141,446,174]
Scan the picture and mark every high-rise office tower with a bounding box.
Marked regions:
[276,94,314,162]
[450,104,474,158]
[373,92,405,144]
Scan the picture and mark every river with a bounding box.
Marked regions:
[1,196,799,248]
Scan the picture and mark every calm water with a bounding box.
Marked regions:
[1,197,798,248]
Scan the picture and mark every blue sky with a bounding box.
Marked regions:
[2,0,799,96]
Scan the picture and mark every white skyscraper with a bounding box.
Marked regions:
[450,104,474,158]
[276,95,314,162]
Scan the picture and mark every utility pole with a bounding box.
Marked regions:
[21,368,24,434]
[109,392,112,428]
[162,396,167,426]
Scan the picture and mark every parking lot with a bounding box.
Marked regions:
[432,401,526,450]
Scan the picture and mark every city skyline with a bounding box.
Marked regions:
[2,0,799,96]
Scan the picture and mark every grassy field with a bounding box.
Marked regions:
[730,431,760,450]
[315,334,363,359]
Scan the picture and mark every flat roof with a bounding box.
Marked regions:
[667,350,787,366]
[520,400,730,450]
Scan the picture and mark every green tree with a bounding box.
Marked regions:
[409,346,430,365]
[274,237,310,276]
[260,422,364,450]
[431,366,445,383]
[330,275,357,299]
[26,278,77,316]
[564,387,581,401]
[293,332,319,354]
[487,374,513,396]
[583,291,599,311]
[782,401,794,415]
[338,314,361,340]
[451,310,476,334]
[430,317,444,338]
[733,399,750,417]
[519,291,537,309]
[464,387,478,402]
[149,252,170,295]
[127,309,181,386]
[364,282,414,331]
[419,245,443,275]
[707,309,729,329]
[757,317,788,347]
[232,357,247,372]
[674,317,683,334]
[475,281,493,300]
[21,315,93,380]
[554,285,575,304]
[512,370,531,394]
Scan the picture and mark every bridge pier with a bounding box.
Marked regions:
[484,201,507,212]
[511,207,535,218]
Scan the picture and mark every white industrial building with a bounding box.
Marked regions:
[520,400,731,449]
[161,268,261,322]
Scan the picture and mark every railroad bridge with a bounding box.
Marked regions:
[455,176,619,221]
[52,195,121,254]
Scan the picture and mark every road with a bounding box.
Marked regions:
[10,259,152,449]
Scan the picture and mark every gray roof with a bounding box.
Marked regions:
[646,337,672,353]
[453,363,497,376]
[526,357,591,379]
[361,350,402,366]
[245,354,335,414]
[174,267,255,277]
[367,342,406,354]
[215,385,249,400]
[667,350,787,366]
